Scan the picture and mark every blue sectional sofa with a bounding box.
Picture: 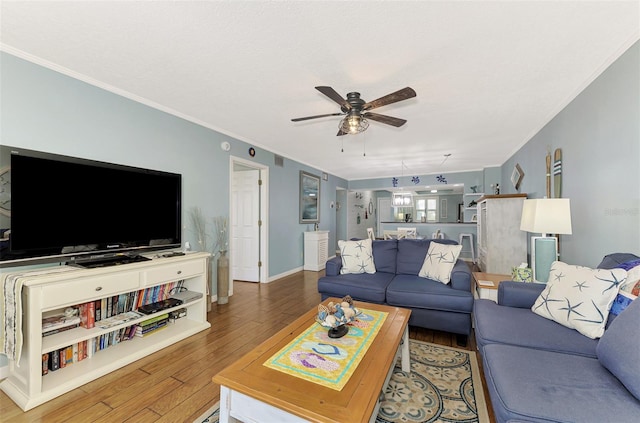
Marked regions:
[474,253,640,423]
[317,238,474,343]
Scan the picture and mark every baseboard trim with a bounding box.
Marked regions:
[267,266,303,283]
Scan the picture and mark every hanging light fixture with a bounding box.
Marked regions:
[392,160,413,207]
[339,111,369,134]
[392,192,413,206]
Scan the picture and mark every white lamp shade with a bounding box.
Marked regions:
[520,198,572,235]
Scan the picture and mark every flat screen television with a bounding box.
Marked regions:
[0,145,182,267]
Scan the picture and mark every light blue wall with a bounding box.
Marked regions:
[0,52,347,279]
[501,41,640,267]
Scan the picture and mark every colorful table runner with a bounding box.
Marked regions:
[263,308,388,390]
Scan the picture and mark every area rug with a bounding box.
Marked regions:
[196,340,489,423]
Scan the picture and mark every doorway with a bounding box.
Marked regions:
[230,156,269,287]
[335,188,347,253]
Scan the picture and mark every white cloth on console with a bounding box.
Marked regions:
[1,267,77,365]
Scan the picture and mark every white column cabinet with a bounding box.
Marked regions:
[0,252,211,411]
[304,231,329,271]
[477,194,528,274]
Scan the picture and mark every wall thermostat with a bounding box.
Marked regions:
[220,141,231,151]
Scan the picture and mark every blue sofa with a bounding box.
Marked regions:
[317,238,474,343]
[474,253,640,422]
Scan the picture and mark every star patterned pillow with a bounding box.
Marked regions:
[338,239,376,274]
[418,242,462,284]
[532,261,627,339]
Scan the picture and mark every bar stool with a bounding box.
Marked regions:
[459,233,476,263]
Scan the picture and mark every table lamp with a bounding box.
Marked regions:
[520,198,572,283]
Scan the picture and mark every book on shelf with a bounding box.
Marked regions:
[79,302,96,329]
[77,340,85,361]
[59,350,66,368]
[95,299,102,322]
[136,313,170,336]
[79,303,86,327]
[42,353,49,376]
[136,320,168,335]
[42,314,81,332]
[87,338,95,358]
[140,313,169,327]
[43,323,80,337]
[477,279,495,287]
[97,310,143,329]
[106,297,112,319]
[111,295,118,318]
[135,321,168,337]
[48,349,59,371]
[87,301,95,328]
[66,346,74,366]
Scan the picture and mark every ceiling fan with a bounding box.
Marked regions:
[291,86,417,136]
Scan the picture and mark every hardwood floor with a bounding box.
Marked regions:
[1,269,494,422]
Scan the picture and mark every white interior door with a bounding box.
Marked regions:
[232,169,260,282]
[378,197,392,236]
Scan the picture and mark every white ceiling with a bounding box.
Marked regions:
[1,1,638,181]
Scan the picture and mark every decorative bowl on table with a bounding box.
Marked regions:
[316,295,360,338]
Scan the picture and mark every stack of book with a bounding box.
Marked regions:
[135,313,169,337]
[42,340,89,375]
[42,314,81,337]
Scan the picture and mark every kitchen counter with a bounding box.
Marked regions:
[379,222,477,262]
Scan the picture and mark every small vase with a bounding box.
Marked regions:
[217,251,229,304]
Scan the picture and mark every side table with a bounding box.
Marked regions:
[472,272,511,302]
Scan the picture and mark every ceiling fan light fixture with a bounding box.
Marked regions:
[339,114,369,134]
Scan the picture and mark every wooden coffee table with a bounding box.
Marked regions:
[212,299,411,423]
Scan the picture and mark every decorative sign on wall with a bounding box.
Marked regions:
[411,176,420,184]
[511,163,524,190]
[436,175,447,184]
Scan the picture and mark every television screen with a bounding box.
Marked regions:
[0,146,181,267]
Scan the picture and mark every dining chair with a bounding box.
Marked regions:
[398,227,417,239]
[367,227,375,240]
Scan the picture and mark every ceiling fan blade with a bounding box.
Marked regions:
[363,112,407,127]
[315,86,352,110]
[291,112,344,122]
[337,129,348,136]
[363,87,416,111]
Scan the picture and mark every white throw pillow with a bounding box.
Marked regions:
[338,239,376,274]
[418,242,462,284]
[531,261,627,339]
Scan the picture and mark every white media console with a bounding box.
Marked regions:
[0,252,211,411]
